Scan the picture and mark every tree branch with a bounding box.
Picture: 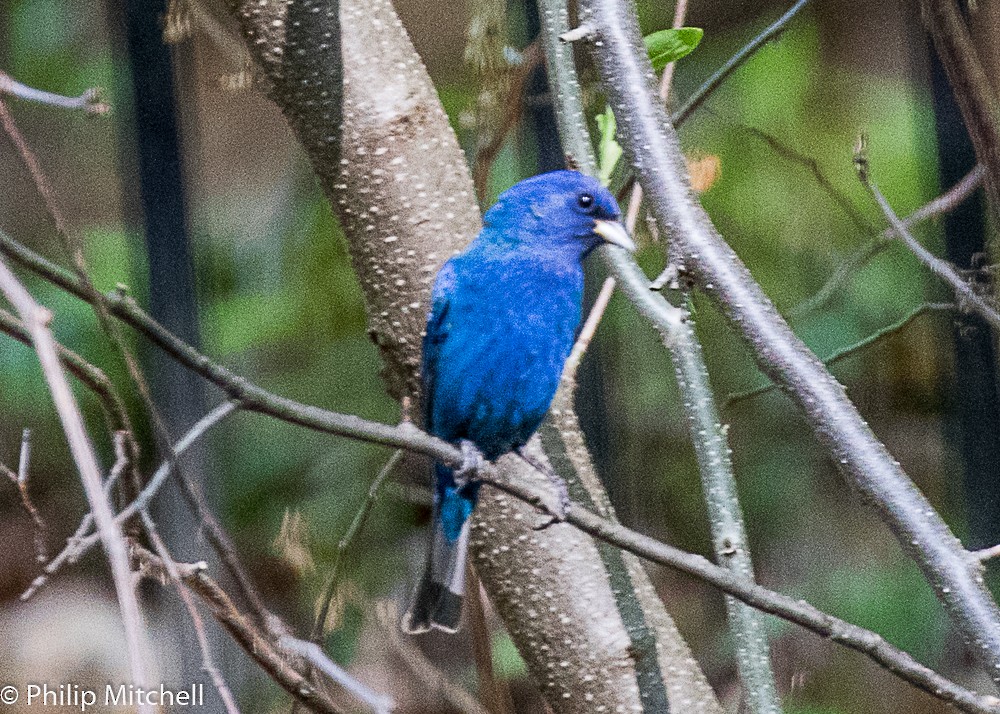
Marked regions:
[857,158,1000,331]
[577,0,1000,683]
[134,547,347,714]
[671,0,812,127]
[790,163,982,319]
[0,255,154,701]
[553,1,781,707]
[0,71,109,114]
[3,220,991,711]
[23,401,240,598]
[920,0,1000,216]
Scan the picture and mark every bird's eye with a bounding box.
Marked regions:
[577,193,595,211]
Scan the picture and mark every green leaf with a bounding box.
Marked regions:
[595,106,622,186]
[644,27,703,71]
[491,632,527,678]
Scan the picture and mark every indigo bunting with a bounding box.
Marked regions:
[402,170,634,634]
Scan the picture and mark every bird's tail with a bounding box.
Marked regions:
[402,466,477,634]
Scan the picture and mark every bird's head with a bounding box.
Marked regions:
[482,170,635,260]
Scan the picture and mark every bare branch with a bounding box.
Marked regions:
[17,427,31,484]
[0,255,154,699]
[858,159,1000,332]
[0,306,140,473]
[26,402,239,597]
[727,302,956,407]
[578,0,1000,681]
[974,544,1000,564]
[921,0,1000,215]
[139,513,243,714]
[0,71,109,114]
[310,449,404,644]
[478,473,1000,714]
[278,635,394,714]
[790,163,984,319]
[562,276,616,379]
[134,546,346,714]
[1,428,46,563]
[582,2,781,707]
[21,433,129,600]
[671,0,812,127]
[623,0,687,262]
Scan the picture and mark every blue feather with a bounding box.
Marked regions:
[402,170,627,634]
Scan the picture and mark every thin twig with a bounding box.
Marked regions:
[476,473,1000,714]
[25,402,240,596]
[20,433,129,600]
[739,122,875,234]
[0,227,267,627]
[310,449,403,643]
[134,546,346,714]
[0,226,460,463]
[671,0,812,127]
[973,544,1000,563]
[0,71,110,113]
[0,306,138,463]
[0,255,153,700]
[857,161,1000,333]
[727,303,956,408]
[139,513,242,714]
[0,97,145,500]
[1,429,46,562]
[580,0,1000,681]
[18,427,31,483]
[563,276,616,379]
[279,635,394,714]
[921,0,1000,215]
[790,164,984,319]
[2,91,268,628]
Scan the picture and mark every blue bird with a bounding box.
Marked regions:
[402,170,634,634]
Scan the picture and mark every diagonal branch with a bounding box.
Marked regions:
[2,221,993,712]
[921,0,1000,216]
[791,163,984,319]
[134,547,347,714]
[577,0,1000,684]
[0,255,154,703]
[858,159,1000,331]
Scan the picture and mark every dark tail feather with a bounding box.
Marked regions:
[402,495,471,634]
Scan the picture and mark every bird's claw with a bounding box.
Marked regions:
[517,447,571,528]
[453,440,485,486]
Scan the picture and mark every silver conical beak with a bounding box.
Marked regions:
[594,219,636,252]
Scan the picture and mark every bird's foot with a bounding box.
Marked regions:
[516,448,571,527]
[453,439,485,487]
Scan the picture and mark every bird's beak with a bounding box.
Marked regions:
[593,219,636,252]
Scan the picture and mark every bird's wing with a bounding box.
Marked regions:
[421,260,457,429]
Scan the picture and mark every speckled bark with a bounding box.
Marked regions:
[229,0,479,400]
[226,1,721,711]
